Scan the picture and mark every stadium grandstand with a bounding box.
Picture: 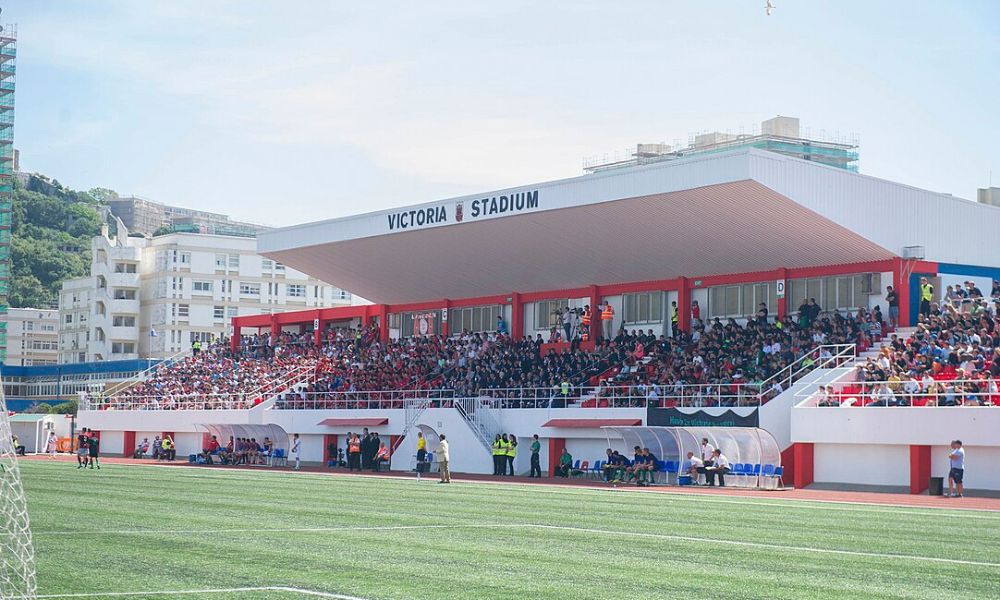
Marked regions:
[79,148,1000,495]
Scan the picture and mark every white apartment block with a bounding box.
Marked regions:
[59,226,351,362]
[4,308,59,366]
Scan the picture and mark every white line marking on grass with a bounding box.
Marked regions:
[525,524,1000,568]
[32,522,1000,568]
[36,586,367,599]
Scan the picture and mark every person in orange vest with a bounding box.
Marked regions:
[373,442,390,471]
[347,433,362,471]
[581,305,592,342]
[601,302,615,341]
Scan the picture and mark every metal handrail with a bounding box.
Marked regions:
[102,347,190,397]
[802,377,999,407]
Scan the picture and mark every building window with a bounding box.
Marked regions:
[112,316,136,327]
[708,282,777,319]
[262,259,273,270]
[193,281,213,292]
[623,292,663,324]
[450,305,502,334]
[239,282,260,296]
[228,254,240,268]
[787,273,879,313]
[534,299,570,330]
[175,304,190,318]
[190,331,213,344]
[287,284,306,298]
[215,254,227,269]
[227,307,238,318]
[275,262,286,271]
[114,263,137,273]
[114,289,137,300]
[64,314,73,324]
[213,306,225,320]
[111,342,136,354]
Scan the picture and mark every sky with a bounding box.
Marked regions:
[8,0,999,226]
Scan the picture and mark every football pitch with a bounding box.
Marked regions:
[19,460,1000,600]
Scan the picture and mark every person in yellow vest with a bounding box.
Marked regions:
[491,434,505,476]
[581,305,592,341]
[499,434,512,476]
[601,302,614,340]
[505,434,518,476]
[191,339,202,355]
[670,301,679,335]
[919,277,934,318]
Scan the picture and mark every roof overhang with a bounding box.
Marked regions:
[317,418,389,427]
[543,418,643,428]
[259,150,916,304]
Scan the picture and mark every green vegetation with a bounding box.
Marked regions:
[10,175,112,308]
[20,461,1000,599]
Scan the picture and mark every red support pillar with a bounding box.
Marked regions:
[909,445,931,494]
[588,285,600,342]
[676,277,691,333]
[441,300,451,337]
[122,431,136,458]
[375,304,390,343]
[230,318,241,353]
[510,292,523,339]
[776,268,789,320]
[323,434,338,467]
[792,442,814,489]
[270,315,280,338]
[548,437,566,477]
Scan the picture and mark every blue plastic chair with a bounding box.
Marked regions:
[762,464,776,477]
[773,466,785,487]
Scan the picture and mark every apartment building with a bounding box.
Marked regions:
[3,308,59,366]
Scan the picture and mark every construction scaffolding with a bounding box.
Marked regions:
[0,23,15,365]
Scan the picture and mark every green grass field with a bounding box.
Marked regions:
[19,460,1000,600]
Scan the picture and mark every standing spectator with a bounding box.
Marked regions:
[291,433,302,471]
[416,431,427,464]
[700,438,715,472]
[691,300,701,324]
[885,285,900,329]
[562,307,572,342]
[496,315,508,335]
[601,302,615,341]
[492,434,504,476]
[437,434,451,484]
[191,339,202,356]
[45,431,58,458]
[919,277,934,317]
[152,435,162,460]
[86,434,100,469]
[670,301,679,334]
[947,440,965,498]
[348,433,361,471]
[506,434,518,476]
[360,428,372,470]
[529,434,542,478]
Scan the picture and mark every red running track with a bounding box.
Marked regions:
[22,454,1000,512]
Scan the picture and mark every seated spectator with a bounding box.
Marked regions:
[200,435,221,465]
[703,449,731,487]
[12,435,26,456]
[373,442,390,471]
[682,451,703,482]
[555,448,573,477]
[133,437,151,459]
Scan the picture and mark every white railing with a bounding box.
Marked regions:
[757,344,856,394]
[101,347,190,397]
[455,397,503,452]
[802,378,999,407]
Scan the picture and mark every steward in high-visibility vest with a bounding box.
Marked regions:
[919,278,934,317]
[600,303,614,340]
[348,435,362,471]
[504,435,517,476]
[492,435,505,476]
[601,304,614,321]
[582,306,592,328]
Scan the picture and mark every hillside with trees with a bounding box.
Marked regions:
[9,174,110,308]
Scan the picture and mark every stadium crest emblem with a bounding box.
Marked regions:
[455,202,463,222]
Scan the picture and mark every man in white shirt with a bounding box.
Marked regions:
[706,449,731,487]
[682,451,703,480]
[437,434,451,484]
[699,438,715,485]
[291,433,302,470]
[947,440,965,498]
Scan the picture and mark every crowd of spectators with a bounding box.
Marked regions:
[819,287,999,407]
[105,296,906,411]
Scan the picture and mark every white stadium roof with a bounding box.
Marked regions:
[258,149,999,304]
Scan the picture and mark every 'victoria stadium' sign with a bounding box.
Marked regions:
[386,190,539,231]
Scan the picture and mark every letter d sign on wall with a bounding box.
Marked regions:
[775,279,786,299]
